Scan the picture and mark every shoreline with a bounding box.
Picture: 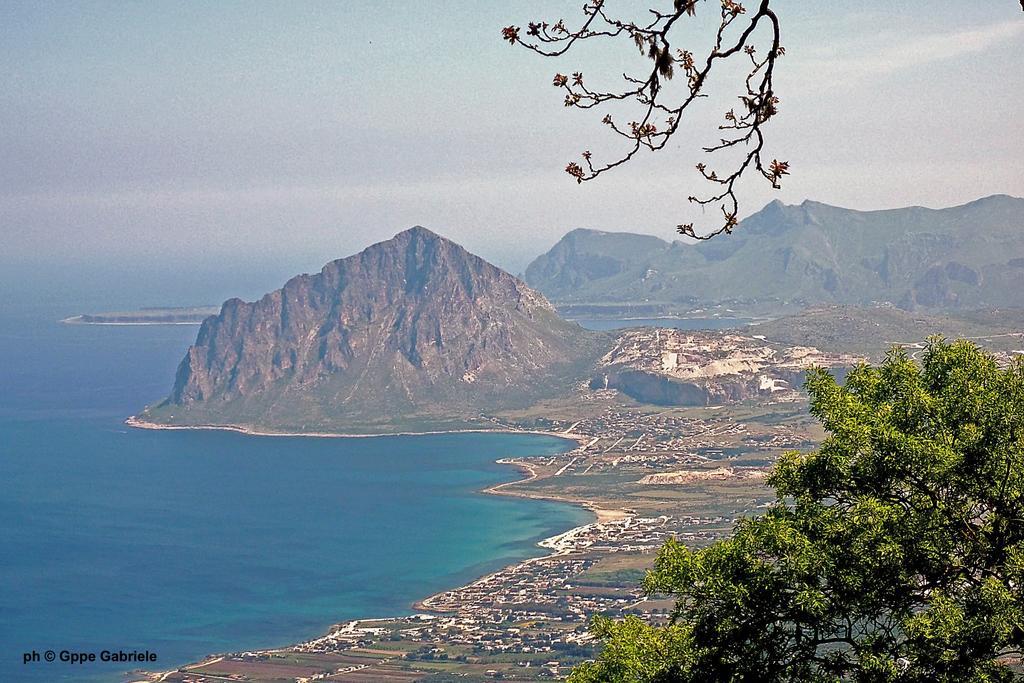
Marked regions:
[61,320,205,326]
[125,414,588,445]
[410,465,633,613]
[130,416,605,682]
[483,457,632,522]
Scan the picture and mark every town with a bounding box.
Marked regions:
[153,373,821,682]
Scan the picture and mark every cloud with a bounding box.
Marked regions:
[794,19,1024,85]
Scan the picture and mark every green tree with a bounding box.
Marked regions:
[571,339,1024,682]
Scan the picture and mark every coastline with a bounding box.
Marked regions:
[130,417,605,682]
[61,320,205,326]
[411,472,632,613]
[483,458,632,523]
[125,414,588,445]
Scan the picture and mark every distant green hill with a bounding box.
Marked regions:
[525,195,1024,314]
[749,305,1024,359]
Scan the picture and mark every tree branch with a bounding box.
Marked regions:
[504,0,788,239]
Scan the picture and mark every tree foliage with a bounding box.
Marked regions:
[571,339,1024,681]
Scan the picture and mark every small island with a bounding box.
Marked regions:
[60,306,219,326]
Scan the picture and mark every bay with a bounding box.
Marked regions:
[0,304,588,682]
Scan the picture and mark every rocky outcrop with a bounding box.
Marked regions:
[593,369,802,406]
[593,328,860,407]
[147,227,606,432]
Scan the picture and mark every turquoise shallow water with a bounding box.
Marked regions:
[0,305,589,682]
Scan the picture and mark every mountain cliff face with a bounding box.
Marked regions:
[144,227,605,433]
[525,195,1024,313]
[591,328,860,407]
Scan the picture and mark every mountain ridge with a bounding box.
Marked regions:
[524,194,1024,314]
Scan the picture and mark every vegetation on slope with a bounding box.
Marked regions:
[573,339,1024,681]
[526,195,1024,314]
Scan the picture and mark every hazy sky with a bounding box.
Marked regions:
[2,0,1022,284]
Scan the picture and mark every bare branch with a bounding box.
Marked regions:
[504,0,788,239]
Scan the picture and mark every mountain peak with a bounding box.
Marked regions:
[392,225,443,241]
[377,225,456,254]
[959,194,1022,209]
[148,230,602,432]
[525,194,1024,312]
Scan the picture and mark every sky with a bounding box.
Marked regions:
[2,0,1022,302]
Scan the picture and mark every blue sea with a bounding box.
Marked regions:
[0,295,589,682]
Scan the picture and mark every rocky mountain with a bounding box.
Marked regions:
[525,194,1024,315]
[142,227,607,433]
[591,327,860,407]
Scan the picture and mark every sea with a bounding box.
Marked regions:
[0,291,590,682]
